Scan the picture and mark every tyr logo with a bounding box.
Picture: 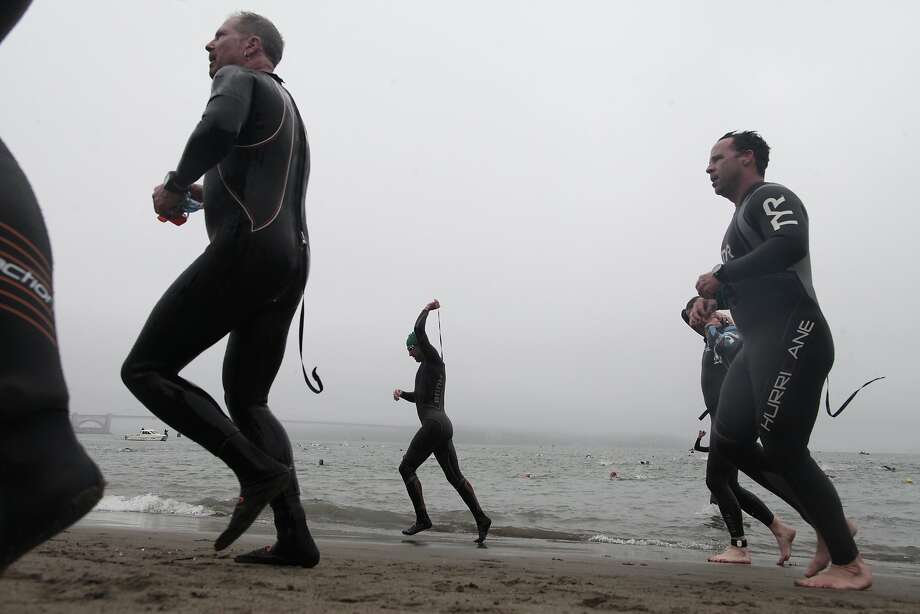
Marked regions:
[721,243,734,262]
[763,196,798,231]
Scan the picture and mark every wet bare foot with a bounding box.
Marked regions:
[707,545,751,564]
[769,517,796,566]
[402,518,432,536]
[795,556,872,590]
[805,520,857,577]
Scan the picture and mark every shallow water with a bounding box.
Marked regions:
[79,431,920,569]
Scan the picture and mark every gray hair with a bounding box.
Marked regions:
[232,12,284,66]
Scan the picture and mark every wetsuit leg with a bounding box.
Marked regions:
[0,136,104,570]
[705,435,773,541]
[221,271,320,567]
[711,351,813,527]
[121,244,287,479]
[433,438,491,542]
[399,420,441,531]
[749,314,857,565]
[705,448,746,543]
[728,467,774,527]
[121,242,295,550]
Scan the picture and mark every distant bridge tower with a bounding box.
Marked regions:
[71,413,112,434]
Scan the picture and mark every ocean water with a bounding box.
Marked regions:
[78,429,920,571]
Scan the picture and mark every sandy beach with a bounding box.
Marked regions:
[2,525,918,613]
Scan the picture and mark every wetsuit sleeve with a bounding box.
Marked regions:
[172,65,254,188]
[719,186,809,283]
[0,0,31,44]
[414,309,442,363]
[694,437,710,453]
[399,391,416,402]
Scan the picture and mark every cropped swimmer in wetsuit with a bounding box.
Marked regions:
[682,299,796,566]
[692,131,870,590]
[121,12,319,567]
[392,300,491,543]
[0,0,104,571]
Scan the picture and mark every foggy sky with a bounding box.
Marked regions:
[1,1,917,452]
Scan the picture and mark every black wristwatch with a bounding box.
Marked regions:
[163,171,189,194]
[711,263,725,280]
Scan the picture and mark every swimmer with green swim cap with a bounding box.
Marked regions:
[391,300,491,543]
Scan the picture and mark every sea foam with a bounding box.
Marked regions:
[93,494,217,517]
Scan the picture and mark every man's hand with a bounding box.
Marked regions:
[695,272,722,299]
[153,183,185,225]
[425,299,440,311]
[689,298,718,327]
[393,388,402,401]
[698,430,706,439]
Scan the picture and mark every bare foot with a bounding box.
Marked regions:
[769,518,796,566]
[805,520,857,578]
[707,545,751,564]
[795,556,872,590]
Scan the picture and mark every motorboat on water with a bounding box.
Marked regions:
[124,427,169,442]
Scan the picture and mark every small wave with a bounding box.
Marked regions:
[303,500,408,530]
[589,535,713,551]
[858,543,920,564]
[491,526,584,541]
[94,494,218,517]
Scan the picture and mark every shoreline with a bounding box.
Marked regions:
[2,525,918,613]
[78,509,920,576]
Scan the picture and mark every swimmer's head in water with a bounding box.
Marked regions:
[205,12,284,78]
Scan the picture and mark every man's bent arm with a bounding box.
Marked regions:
[414,309,441,363]
[694,436,710,453]
[171,66,254,188]
[399,391,417,402]
[719,186,809,283]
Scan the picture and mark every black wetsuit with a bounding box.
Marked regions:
[710,182,856,565]
[695,324,774,542]
[121,65,318,564]
[398,308,489,536]
[1,0,104,570]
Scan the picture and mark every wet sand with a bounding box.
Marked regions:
[2,526,918,613]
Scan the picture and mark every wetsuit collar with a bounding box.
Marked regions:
[736,181,766,208]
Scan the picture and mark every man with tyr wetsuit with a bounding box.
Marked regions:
[121,12,319,567]
[393,300,491,543]
[691,131,870,590]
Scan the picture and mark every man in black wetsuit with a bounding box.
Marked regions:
[691,131,870,590]
[0,0,105,571]
[392,300,491,543]
[682,298,796,566]
[121,12,319,568]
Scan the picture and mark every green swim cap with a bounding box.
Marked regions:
[406,332,417,348]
